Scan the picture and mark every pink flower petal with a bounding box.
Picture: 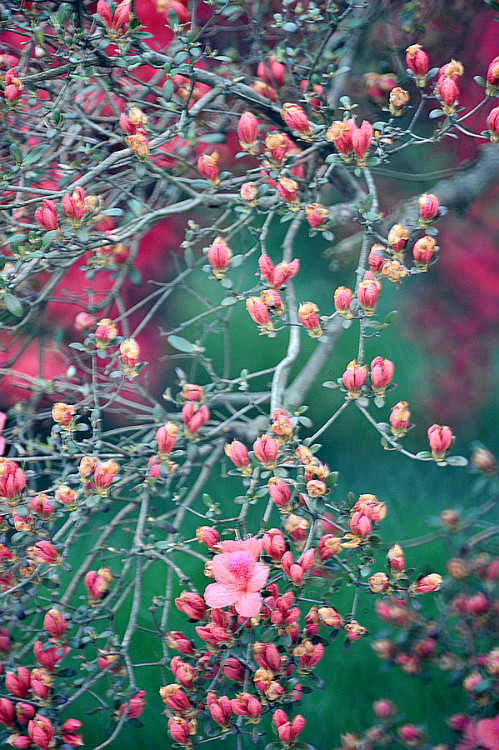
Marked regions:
[211,553,236,585]
[204,582,238,609]
[0,412,6,432]
[0,437,5,456]
[234,591,262,617]
[477,718,499,750]
[219,537,262,559]
[247,562,269,591]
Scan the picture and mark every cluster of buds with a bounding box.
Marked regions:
[348,494,386,541]
[84,567,113,605]
[120,337,140,376]
[305,202,328,229]
[281,548,315,585]
[61,186,93,226]
[273,710,305,743]
[207,236,232,279]
[436,59,464,115]
[2,67,23,105]
[326,118,373,165]
[52,402,75,430]
[182,402,210,436]
[96,0,132,39]
[34,199,58,232]
[197,151,219,187]
[259,254,300,290]
[120,106,149,160]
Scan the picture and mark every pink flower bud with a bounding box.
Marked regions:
[120,338,139,370]
[175,591,206,620]
[390,401,410,437]
[370,357,394,395]
[428,424,453,460]
[61,718,83,747]
[342,359,367,396]
[4,68,24,104]
[34,199,58,232]
[262,528,287,560]
[5,668,31,698]
[351,120,373,162]
[182,403,210,435]
[29,493,54,517]
[0,697,15,726]
[168,716,191,745]
[52,403,75,427]
[61,186,87,223]
[318,534,342,561]
[326,119,355,157]
[231,692,262,719]
[221,657,245,681]
[372,699,396,719]
[224,439,249,471]
[268,477,290,509]
[281,103,310,136]
[258,254,275,285]
[369,572,390,593]
[207,692,233,726]
[96,0,112,26]
[74,311,96,333]
[28,540,60,564]
[156,422,177,457]
[406,45,429,83]
[196,526,220,549]
[437,77,459,109]
[85,568,112,602]
[350,511,372,537]
[487,107,499,141]
[306,203,328,228]
[418,193,439,222]
[237,111,259,150]
[160,684,191,712]
[257,57,286,88]
[94,460,119,492]
[28,715,54,750]
[34,640,67,671]
[412,235,435,267]
[43,608,66,638]
[241,182,258,205]
[334,286,353,318]
[95,318,118,346]
[265,132,290,165]
[398,726,429,748]
[414,573,443,594]
[277,176,299,205]
[298,302,322,337]
[16,703,35,725]
[120,689,146,719]
[246,296,272,331]
[388,224,409,254]
[197,151,219,185]
[208,236,232,279]
[271,259,300,289]
[253,435,280,465]
[388,543,405,572]
[358,276,379,315]
[148,457,161,479]
[0,459,27,501]
[487,56,499,89]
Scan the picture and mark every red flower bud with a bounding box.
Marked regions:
[306,203,328,228]
[156,422,177,457]
[418,193,439,222]
[351,120,373,162]
[175,591,206,620]
[414,573,442,594]
[120,689,146,719]
[257,57,286,88]
[334,286,353,318]
[197,151,219,185]
[43,608,66,639]
[342,360,367,396]
[28,715,54,750]
[268,477,290,509]
[281,103,311,136]
[0,697,15,726]
[298,302,322,337]
[253,435,280,465]
[406,45,429,82]
[196,526,220,549]
[61,718,83,747]
[182,403,210,435]
[487,107,499,142]
[390,401,410,437]
[413,235,436,267]
[34,199,58,232]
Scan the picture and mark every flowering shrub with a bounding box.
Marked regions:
[0,1,497,749]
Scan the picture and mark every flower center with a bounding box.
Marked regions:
[228,551,254,581]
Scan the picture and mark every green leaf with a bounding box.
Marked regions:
[167,335,196,353]
[384,310,398,325]
[4,294,23,317]
[162,79,174,101]
[445,455,468,467]
[415,451,431,459]
[22,144,50,166]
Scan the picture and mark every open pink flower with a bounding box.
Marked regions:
[204,538,269,617]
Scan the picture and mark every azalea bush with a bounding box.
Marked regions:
[0,1,498,749]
